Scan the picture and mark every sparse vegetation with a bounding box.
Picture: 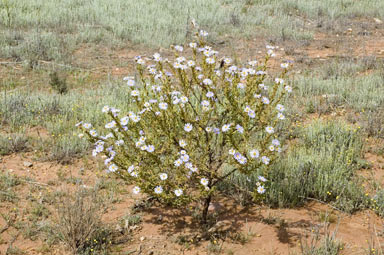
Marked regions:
[52,187,113,254]
[1,0,384,254]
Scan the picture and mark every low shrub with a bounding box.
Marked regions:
[79,24,293,224]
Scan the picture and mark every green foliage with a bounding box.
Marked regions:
[295,70,384,112]
[0,133,30,155]
[80,28,292,222]
[220,120,370,213]
[49,71,68,94]
[0,172,21,202]
[299,225,343,255]
[52,187,112,255]
[2,0,383,64]
[373,189,384,217]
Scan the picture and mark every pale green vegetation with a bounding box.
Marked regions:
[0,0,384,253]
[1,0,384,65]
[220,120,370,213]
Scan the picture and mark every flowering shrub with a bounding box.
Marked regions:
[78,24,292,223]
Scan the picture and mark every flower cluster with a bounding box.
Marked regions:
[78,24,292,217]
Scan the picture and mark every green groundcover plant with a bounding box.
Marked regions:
[78,22,292,223]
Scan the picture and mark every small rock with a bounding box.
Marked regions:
[148,251,154,255]
[374,18,383,24]
[156,215,163,223]
[129,225,138,231]
[207,220,232,233]
[140,236,145,242]
[23,161,33,167]
[208,202,223,213]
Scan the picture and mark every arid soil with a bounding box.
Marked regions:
[1,18,384,255]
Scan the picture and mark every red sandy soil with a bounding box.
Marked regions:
[1,153,383,255]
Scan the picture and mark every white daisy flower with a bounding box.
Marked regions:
[136,58,145,65]
[223,58,232,65]
[82,123,92,129]
[181,154,189,162]
[126,79,136,87]
[131,90,139,97]
[229,148,236,155]
[262,97,270,104]
[276,104,285,112]
[244,106,252,113]
[203,79,213,86]
[281,63,289,68]
[201,100,210,107]
[179,140,187,147]
[272,139,280,146]
[128,165,135,173]
[132,186,141,194]
[269,145,275,151]
[277,113,285,120]
[200,178,209,186]
[275,78,284,84]
[180,96,188,103]
[146,145,155,152]
[131,115,141,122]
[238,156,247,165]
[159,102,168,110]
[184,123,193,132]
[174,45,183,52]
[240,69,248,77]
[206,57,215,64]
[285,86,292,93]
[248,110,256,118]
[236,124,244,133]
[153,53,162,62]
[249,149,260,158]
[154,186,163,194]
[173,98,180,105]
[258,176,267,182]
[174,158,183,167]
[199,30,208,37]
[131,171,138,177]
[173,62,182,69]
[159,173,168,180]
[257,186,266,194]
[89,130,97,137]
[120,116,129,125]
[176,56,186,63]
[205,127,212,132]
[108,164,118,173]
[265,126,274,134]
[105,121,116,129]
[206,91,214,98]
[102,106,110,113]
[189,42,197,48]
[174,189,183,197]
[261,156,270,165]
[222,124,231,132]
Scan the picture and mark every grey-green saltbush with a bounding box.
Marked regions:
[220,120,370,213]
